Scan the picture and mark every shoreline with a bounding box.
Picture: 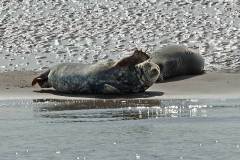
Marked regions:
[0,71,240,101]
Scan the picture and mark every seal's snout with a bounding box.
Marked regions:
[149,63,160,82]
[137,61,160,84]
[150,68,159,77]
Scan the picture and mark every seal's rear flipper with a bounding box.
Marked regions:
[32,77,43,86]
[32,69,51,88]
[114,49,150,67]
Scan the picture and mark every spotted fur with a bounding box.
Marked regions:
[32,50,160,94]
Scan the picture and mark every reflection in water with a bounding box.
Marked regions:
[1,99,240,160]
[33,99,209,121]
[33,99,161,110]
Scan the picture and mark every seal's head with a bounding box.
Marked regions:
[135,60,160,87]
[32,69,52,88]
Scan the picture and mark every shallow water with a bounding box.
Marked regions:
[1,99,240,160]
[0,0,240,72]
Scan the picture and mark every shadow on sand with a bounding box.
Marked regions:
[157,73,205,83]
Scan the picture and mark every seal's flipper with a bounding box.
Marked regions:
[102,84,120,94]
[32,77,44,86]
[32,69,51,88]
[114,49,150,67]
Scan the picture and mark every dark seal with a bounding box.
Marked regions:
[151,45,204,82]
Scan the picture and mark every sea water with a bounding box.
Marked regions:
[1,99,240,160]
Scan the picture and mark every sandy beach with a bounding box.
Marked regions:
[0,71,239,101]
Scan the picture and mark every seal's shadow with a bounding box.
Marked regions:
[34,89,164,99]
[157,73,205,83]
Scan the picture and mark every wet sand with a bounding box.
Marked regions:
[0,71,239,100]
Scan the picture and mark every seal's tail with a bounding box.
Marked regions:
[32,69,51,88]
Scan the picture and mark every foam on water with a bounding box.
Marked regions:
[0,0,240,72]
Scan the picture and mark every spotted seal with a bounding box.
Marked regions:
[151,45,204,82]
[32,50,160,94]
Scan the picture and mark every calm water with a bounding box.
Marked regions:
[0,0,240,72]
[1,99,240,160]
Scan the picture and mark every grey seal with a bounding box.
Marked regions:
[32,50,160,94]
[151,45,204,82]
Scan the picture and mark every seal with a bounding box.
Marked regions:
[150,45,204,82]
[32,50,160,94]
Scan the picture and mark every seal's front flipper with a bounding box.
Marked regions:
[102,84,120,94]
[114,49,150,67]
